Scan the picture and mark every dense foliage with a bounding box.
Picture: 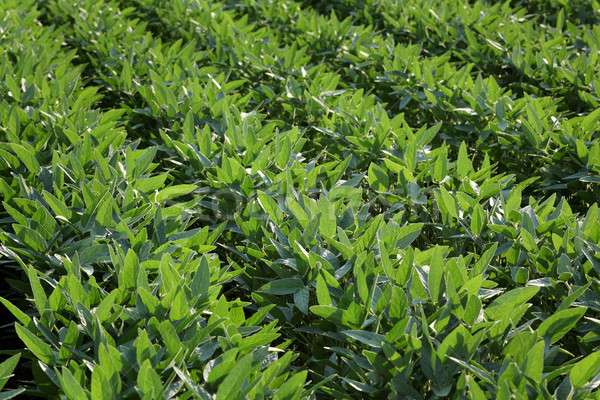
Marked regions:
[1,0,600,398]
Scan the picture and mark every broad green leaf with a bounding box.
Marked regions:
[428,246,444,304]
[463,294,481,326]
[388,225,420,252]
[13,224,47,253]
[368,163,389,192]
[317,197,336,237]
[156,184,196,202]
[570,351,600,387]
[60,367,88,400]
[0,297,33,330]
[42,190,72,219]
[457,142,473,178]
[488,224,518,239]
[471,243,498,276]
[91,364,109,400]
[138,359,163,398]
[273,370,307,400]
[470,204,485,236]
[439,187,459,220]
[521,340,544,381]
[0,354,20,391]
[257,190,284,225]
[215,353,253,400]
[0,388,26,399]
[191,257,210,298]
[15,324,54,365]
[538,307,587,344]
[293,286,309,315]
[316,274,332,306]
[259,278,304,295]
[342,330,385,348]
[485,286,539,321]
[10,143,39,173]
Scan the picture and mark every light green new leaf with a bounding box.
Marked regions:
[91,365,109,400]
[0,297,33,330]
[521,340,544,381]
[463,294,481,326]
[316,274,332,306]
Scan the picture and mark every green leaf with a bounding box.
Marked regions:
[428,246,445,304]
[138,359,163,398]
[259,278,304,295]
[470,204,485,236]
[485,286,539,321]
[156,184,196,202]
[10,143,39,173]
[471,243,498,276]
[273,370,307,400]
[316,274,332,306]
[0,389,26,400]
[463,294,481,326]
[215,353,252,400]
[257,190,284,225]
[368,163,389,192]
[342,330,385,348]
[123,249,139,291]
[15,324,54,365]
[60,367,88,400]
[521,340,544,381]
[488,224,518,239]
[0,354,20,391]
[0,297,33,330]
[439,187,459,220]
[91,364,109,400]
[538,307,587,344]
[42,190,72,219]
[27,266,48,315]
[395,223,423,250]
[317,197,336,237]
[457,142,473,178]
[13,224,47,253]
[191,257,210,298]
[293,286,309,315]
[570,351,600,387]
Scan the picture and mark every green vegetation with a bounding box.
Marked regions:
[1,0,599,398]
